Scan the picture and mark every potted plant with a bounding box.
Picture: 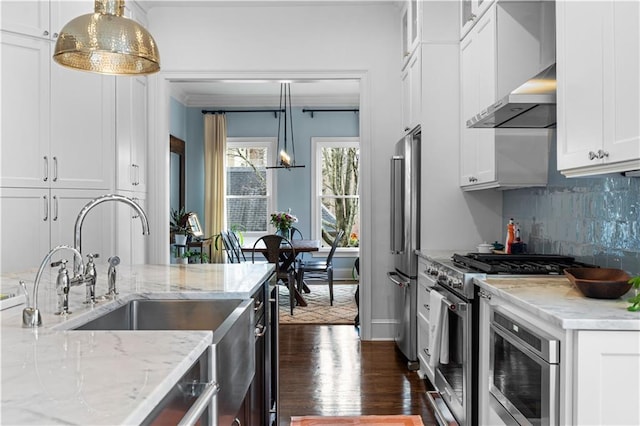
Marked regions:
[170,207,192,245]
[171,247,192,265]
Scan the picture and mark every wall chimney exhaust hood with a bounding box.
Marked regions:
[467,64,556,129]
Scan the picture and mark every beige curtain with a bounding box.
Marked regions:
[204,113,227,263]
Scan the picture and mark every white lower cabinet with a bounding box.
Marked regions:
[115,191,148,265]
[416,257,434,382]
[0,188,114,273]
[572,330,640,426]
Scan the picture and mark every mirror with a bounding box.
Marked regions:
[169,135,185,213]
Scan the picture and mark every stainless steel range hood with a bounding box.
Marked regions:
[467,64,556,129]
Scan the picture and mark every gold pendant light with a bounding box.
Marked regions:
[53,0,160,75]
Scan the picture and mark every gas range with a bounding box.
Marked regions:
[424,253,599,301]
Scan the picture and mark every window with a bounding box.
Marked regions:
[312,137,360,251]
[226,138,276,237]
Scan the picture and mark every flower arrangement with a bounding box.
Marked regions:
[270,210,297,233]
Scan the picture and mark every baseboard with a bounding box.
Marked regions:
[368,319,397,340]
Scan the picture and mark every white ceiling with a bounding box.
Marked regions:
[170,79,361,108]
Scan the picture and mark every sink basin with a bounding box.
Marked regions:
[73,298,256,424]
[74,298,247,332]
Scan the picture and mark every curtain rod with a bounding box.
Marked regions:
[302,108,359,118]
[201,109,284,118]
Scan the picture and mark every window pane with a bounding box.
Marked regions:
[321,147,359,196]
[226,147,267,196]
[320,196,360,248]
[227,198,267,232]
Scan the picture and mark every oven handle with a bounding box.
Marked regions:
[431,286,458,312]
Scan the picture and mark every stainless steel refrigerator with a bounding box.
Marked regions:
[387,126,420,369]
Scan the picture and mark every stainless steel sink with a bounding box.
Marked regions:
[73,298,256,424]
[74,298,247,332]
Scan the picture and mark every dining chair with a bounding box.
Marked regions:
[219,230,237,263]
[296,229,344,306]
[290,227,304,240]
[252,234,298,315]
[227,229,247,262]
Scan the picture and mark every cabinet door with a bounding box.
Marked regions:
[50,61,115,190]
[1,0,50,39]
[117,76,148,192]
[115,192,147,265]
[1,33,50,188]
[574,331,640,426]
[460,35,478,186]
[0,188,51,273]
[605,1,640,163]
[556,1,605,171]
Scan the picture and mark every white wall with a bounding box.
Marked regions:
[146,2,402,340]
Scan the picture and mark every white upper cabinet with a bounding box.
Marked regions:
[400,0,420,67]
[1,0,93,41]
[401,50,421,134]
[459,1,552,190]
[0,33,50,188]
[460,0,495,40]
[557,0,640,177]
[117,76,148,192]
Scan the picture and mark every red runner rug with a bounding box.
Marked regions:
[290,415,424,426]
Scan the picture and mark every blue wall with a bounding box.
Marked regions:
[184,107,359,237]
[503,134,640,275]
[180,104,360,270]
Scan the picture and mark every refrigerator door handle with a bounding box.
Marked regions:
[390,156,404,254]
[387,271,410,288]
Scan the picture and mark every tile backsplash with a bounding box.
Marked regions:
[503,135,640,275]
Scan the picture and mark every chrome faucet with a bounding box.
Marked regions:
[106,256,121,297]
[73,194,150,275]
[22,245,84,328]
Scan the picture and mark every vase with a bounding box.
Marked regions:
[174,233,188,246]
[277,228,292,240]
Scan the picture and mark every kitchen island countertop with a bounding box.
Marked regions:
[0,263,274,425]
[474,276,640,331]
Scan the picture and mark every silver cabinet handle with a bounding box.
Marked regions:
[588,151,598,160]
[131,198,140,219]
[255,323,266,337]
[598,149,609,159]
[52,196,58,221]
[177,381,219,426]
[43,195,48,221]
[43,156,48,181]
[52,156,58,182]
[52,32,58,39]
[254,300,264,311]
[132,164,137,185]
[43,30,49,36]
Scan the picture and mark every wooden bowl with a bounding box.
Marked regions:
[564,268,632,299]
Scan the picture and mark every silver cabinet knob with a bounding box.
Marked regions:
[597,149,609,159]
[588,151,598,160]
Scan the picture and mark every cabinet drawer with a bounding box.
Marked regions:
[417,315,434,382]
[417,281,431,319]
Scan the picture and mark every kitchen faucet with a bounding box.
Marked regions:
[22,245,84,328]
[71,194,150,295]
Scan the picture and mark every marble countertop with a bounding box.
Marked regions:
[0,263,274,425]
[474,276,640,331]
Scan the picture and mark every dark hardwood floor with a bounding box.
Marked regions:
[278,324,437,426]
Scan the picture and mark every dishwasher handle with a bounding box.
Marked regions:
[177,381,220,426]
[387,271,410,289]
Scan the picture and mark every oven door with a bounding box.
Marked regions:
[429,286,471,426]
[489,308,560,426]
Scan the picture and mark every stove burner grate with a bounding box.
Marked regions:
[452,253,598,274]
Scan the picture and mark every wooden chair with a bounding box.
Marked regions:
[297,230,344,305]
[252,234,298,315]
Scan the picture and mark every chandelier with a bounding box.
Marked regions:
[267,83,305,169]
[53,0,160,75]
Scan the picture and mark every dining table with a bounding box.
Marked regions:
[242,238,320,307]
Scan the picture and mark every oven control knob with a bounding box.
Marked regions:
[429,266,439,276]
[451,278,463,289]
